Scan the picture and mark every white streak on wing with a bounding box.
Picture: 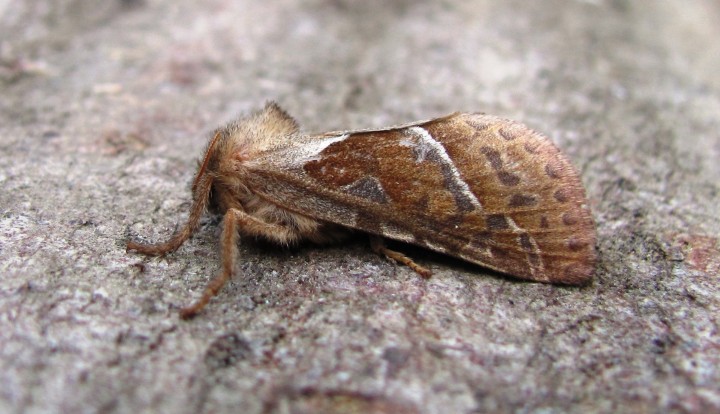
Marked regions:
[506,217,523,233]
[380,222,415,243]
[506,216,547,280]
[405,126,483,211]
[294,133,349,163]
[399,136,430,162]
[463,240,493,258]
[423,240,448,253]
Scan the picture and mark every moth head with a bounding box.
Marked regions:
[191,102,300,211]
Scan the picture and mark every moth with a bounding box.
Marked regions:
[127,103,597,318]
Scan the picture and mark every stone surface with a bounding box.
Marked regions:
[1,1,719,413]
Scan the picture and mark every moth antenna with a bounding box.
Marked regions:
[192,131,222,193]
[126,174,213,256]
[127,132,220,256]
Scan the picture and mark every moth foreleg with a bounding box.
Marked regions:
[179,208,302,319]
[369,236,432,278]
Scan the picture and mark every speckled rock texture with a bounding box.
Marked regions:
[1,1,718,413]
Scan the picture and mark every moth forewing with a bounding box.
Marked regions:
[127,103,597,318]
[248,112,596,284]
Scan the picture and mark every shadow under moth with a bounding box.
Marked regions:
[127,103,597,318]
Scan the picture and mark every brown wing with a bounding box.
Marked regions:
[245,113,596,284]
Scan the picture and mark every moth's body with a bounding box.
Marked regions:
[128,103,596,318]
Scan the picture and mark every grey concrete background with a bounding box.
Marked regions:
[1,1,719,413]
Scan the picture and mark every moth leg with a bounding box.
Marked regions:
[179,208,300,319]
[369,235,432,278]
